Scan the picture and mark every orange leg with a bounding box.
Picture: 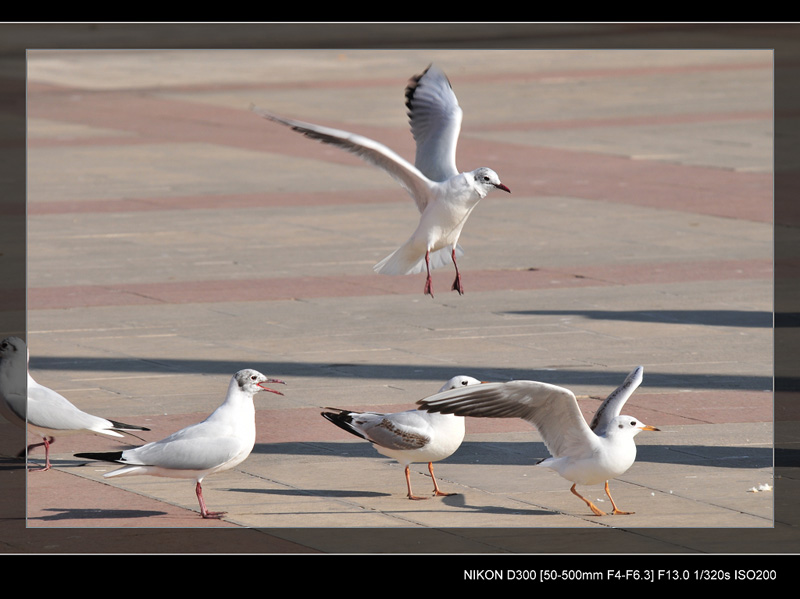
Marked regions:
[570,483,607,516]
[405,465,428,500]
[429,462,457,497]
[605,481,634,515]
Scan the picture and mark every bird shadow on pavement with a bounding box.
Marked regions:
[228,486,388,499]
[436,492,555,517]
[27,507,168,521]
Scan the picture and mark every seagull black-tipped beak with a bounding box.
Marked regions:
[496,183,511,193]
[640,424,660,431]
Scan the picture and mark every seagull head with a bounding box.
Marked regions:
[438,375,484,393]
[234,369,286,396]
[472,167,510,195]
[0,336,26,362]
[608,416,660,439]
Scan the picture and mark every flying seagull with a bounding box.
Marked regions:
[251,64,510,297]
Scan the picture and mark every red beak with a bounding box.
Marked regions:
[259,378,286,395]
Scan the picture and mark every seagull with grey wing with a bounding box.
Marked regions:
[417,366,659,516]
[321,375,482,499]
[251,64,510,297]
[76,369,285,519]
[0,336,150,472]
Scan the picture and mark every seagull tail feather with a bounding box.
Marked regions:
[108,419,150,432]
[74,450,124,463]
[107,420,150,442]
[321,410,370,441]
[374,243,463,276]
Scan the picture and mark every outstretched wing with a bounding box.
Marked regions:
[418,379,596,459]
[588,366,644,436]
[405,64,462,182]
[251,105,435,213]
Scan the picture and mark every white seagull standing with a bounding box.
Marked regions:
[251,64,510,297]
[76,369,285,519]
[0,336,150,472]
[417,366,659,516]
[321,375,481,500]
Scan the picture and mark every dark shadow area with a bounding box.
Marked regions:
[775,313,800,327]
[775,377,800,392]
[0,456,25,471]
[29,356,772,392]
[436,493,554,516]
[253,441,774,470]
[775,447,800,468]
[505,308,772,328]
[29,508,168,521]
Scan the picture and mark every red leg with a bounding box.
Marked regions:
[405,465,428,500]
[423,251,434,297]
[196,481,226,519]
[450,247,463,294]
[429,462,456,497]
[24,436,54,472]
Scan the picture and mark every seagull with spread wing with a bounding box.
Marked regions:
[251,64,510,297]
[418,366,659,516]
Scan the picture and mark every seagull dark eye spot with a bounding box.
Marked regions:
[461,380,468,386]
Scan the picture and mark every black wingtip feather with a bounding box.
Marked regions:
[109,420,150,432]
[74,451,124,463]
[404,63,435,112]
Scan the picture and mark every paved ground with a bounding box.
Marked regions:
[2,47,783,553]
